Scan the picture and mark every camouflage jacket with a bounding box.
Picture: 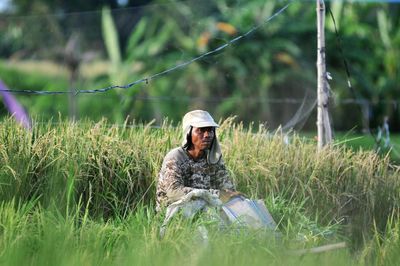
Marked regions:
[156,147,235,211]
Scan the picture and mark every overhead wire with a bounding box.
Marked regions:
[0,2,292,95]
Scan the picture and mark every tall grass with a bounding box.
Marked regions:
[0,200,354,266]
[219,120,400,247]
[0,117,399,250]
[361,212,400,265]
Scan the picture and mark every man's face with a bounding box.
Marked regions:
[191,126,215,151]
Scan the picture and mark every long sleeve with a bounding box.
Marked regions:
[159,158,196,203]
[214,158,235,191]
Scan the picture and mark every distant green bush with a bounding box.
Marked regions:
[0,61,123,121]
[0,61,69,118]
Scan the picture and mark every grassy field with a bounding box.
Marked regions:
[0,201,357,266]
[0,118,399,265]
[334,132,400,162]
[301,131,400,163]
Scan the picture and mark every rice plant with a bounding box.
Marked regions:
[0,117,399,264]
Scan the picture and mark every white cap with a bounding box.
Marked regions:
[182,110,219,133]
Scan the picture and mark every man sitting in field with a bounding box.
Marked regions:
[156,110,238,212]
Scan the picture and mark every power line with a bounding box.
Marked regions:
[0,2,292,96]
[90,94,400,106]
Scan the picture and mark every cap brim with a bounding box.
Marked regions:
[191,121,219,128]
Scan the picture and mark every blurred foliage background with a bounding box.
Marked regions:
[0,0,399,132]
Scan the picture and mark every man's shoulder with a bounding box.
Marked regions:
[163,147,188,163]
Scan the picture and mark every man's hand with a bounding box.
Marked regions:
[219,189,243,203]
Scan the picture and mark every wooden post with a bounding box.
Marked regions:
[316,0,332,149]
[65,34,80,121]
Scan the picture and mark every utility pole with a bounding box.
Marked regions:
[316,0,332,149]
